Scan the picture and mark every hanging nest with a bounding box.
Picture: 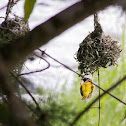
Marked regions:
[0,15,30,75]
[0,15,29,47]
[75,14,122,75]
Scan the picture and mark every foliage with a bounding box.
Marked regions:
[24,0,36,20]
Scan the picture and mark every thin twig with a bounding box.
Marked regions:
[11,72,41,111]
[70,76,126,126]
[0,5,7,10]
[38,49,126,105]
[18,52,50,76]
[38,49,81,76]
[5,0,13,21]
[0,0,19,11]
[5,0,20,21]
[92,82,126,105]
[94,13,101,126]
[98,69,100,126]
[91,107,101,109]
[0,17,5,19]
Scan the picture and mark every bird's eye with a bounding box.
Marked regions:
[83,78,88,82]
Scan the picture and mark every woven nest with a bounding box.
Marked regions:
[0,15,30,74]
[75,18,121,75]
[0,15,29,47]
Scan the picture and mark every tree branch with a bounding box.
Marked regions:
[0,56,37,126]
[18,52,50,76]
[1,0,120,70]
[38,49,81,76]
[11,72,41,111]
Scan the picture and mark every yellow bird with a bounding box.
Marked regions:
[80,78,95,100]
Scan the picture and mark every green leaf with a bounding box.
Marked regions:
[24,0,36,20]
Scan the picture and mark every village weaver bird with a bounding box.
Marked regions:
[80,78,95,100]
